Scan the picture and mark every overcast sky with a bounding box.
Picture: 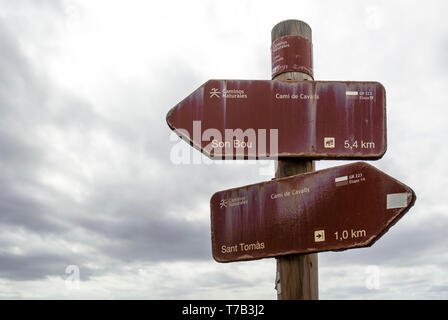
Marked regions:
[0,0,447,299]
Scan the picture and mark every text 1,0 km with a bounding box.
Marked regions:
[344,140,376,150]
[334,229,367,240]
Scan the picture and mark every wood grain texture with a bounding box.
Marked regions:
[272,19,318,300]
[272,19,312,43]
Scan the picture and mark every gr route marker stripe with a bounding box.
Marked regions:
[210,162,416,263]
[335,176,348,183]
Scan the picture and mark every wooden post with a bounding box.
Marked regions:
[272,20,318,300]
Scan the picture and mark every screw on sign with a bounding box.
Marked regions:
[166,79,386,159]
[210,162,416,263]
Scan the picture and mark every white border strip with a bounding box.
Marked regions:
[387,193,409,209]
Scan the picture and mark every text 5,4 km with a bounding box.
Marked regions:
[344,140,375,150]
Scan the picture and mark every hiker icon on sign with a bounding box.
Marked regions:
[210,88,221,98]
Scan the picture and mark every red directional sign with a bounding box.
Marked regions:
[210,162,415,263]
[167,80,386,159]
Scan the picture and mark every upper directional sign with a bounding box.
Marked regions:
[210,162,415,263]
[167,80,386,159]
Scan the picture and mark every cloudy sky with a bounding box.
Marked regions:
[0,0,447,299]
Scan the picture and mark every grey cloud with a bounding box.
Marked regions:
[0,13,109,281]
[0,180,66,233]
[0,16,99,233]
[81,213,211,262]
[196,268,263,289]
[72,183,212,262]
[429,285,448,293]
[0,253,65,281]
[0,251,96,282]
[0,21,62,234]
[0,125,43,170]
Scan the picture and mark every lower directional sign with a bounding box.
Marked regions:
[210,162,416,262]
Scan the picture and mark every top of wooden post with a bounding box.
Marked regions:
[271,20,312,43]
[271,20,313,82]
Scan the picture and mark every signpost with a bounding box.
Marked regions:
[271,21,318,300]
[211,162,416,262]
[166,19,416,300]
[166,80,386,159]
